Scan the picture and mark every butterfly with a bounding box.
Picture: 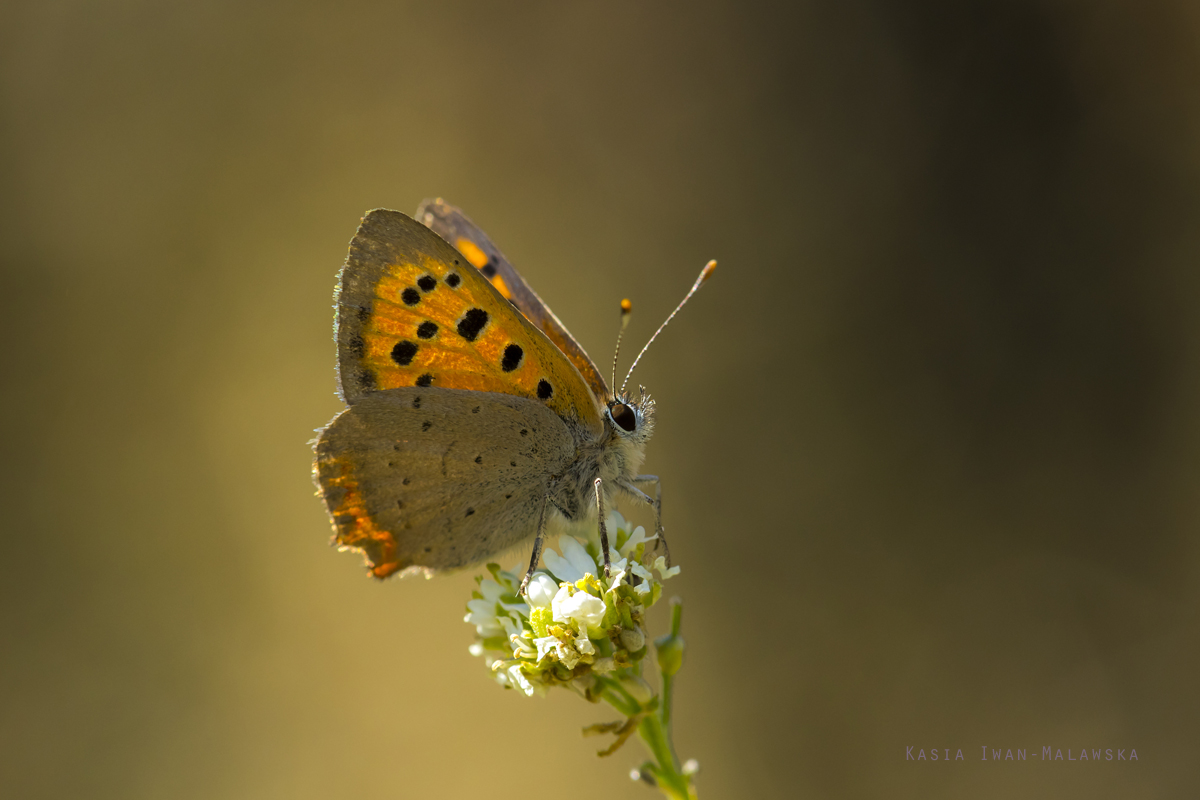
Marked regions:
[312,199,714,593]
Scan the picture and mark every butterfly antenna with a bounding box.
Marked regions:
[610,298,633,391]
[620,260,717,396]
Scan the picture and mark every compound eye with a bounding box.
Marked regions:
[610,403,637,432]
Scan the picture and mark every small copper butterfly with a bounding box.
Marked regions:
[313,199,715,593]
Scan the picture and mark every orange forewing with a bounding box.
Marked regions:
[336,209,605,434]
[454,236,514,299]
[415,198,612,400]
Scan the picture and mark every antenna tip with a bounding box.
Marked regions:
[700,260,717,282]
[620,298,632,314]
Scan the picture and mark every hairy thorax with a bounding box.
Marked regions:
[550,419,649,522]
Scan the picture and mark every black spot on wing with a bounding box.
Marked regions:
[481,262,497,278]
[416,373,433,387]
[401,287,420,306]
[465,507,475,517]
[501,343,523,372]
[360,371,376,391]
[412,396,421,409]
[417,321,438,339]
[537,379,553,400]
[417,275,437,292]
[457,308,488,341]
[391,340,418,366]
[445,273,461,288]
[421,421,432,432]
[474,455,482,464]
[348,334,365,357]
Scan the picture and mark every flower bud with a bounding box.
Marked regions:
[619,625,646,652]
[620,675,654,705]
[654,632,685,676]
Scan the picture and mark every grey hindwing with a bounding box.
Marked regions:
[315,387,576,571]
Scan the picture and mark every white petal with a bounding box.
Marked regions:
[466,598,496,616]
[575,634,596,657]
[533,636,559,662]
[507,665,535,696]
[652,556,681,579]
[553,587,607,631]
[543,548,584,583]
[499,600,531,618]
[592,657,616,674]
[559,536,598,579]
[605,567,628,592]
[619,524,655,557]
[605,555,629,577]
[479,578,505,602]
[498,615,524,639]
[525,573,559,609]
[465,607,503,636]
[468,643,484,657]
[471,620,504,638]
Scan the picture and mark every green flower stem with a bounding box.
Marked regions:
[638,714,693,799]
[660,598,684,731]
[597,598,694,800]
[646,597,693,799]
[600,681,640,717]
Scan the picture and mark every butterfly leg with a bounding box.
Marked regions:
[518,489,554,596]
[623,475,670,567]
[593,478,612,578]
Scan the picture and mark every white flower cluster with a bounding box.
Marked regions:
[465,511,680,697]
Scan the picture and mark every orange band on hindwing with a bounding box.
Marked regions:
[319,453,405,578]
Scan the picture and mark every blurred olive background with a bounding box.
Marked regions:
[2,1,1198,798]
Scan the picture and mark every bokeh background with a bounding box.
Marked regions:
[2,1,1198,798]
